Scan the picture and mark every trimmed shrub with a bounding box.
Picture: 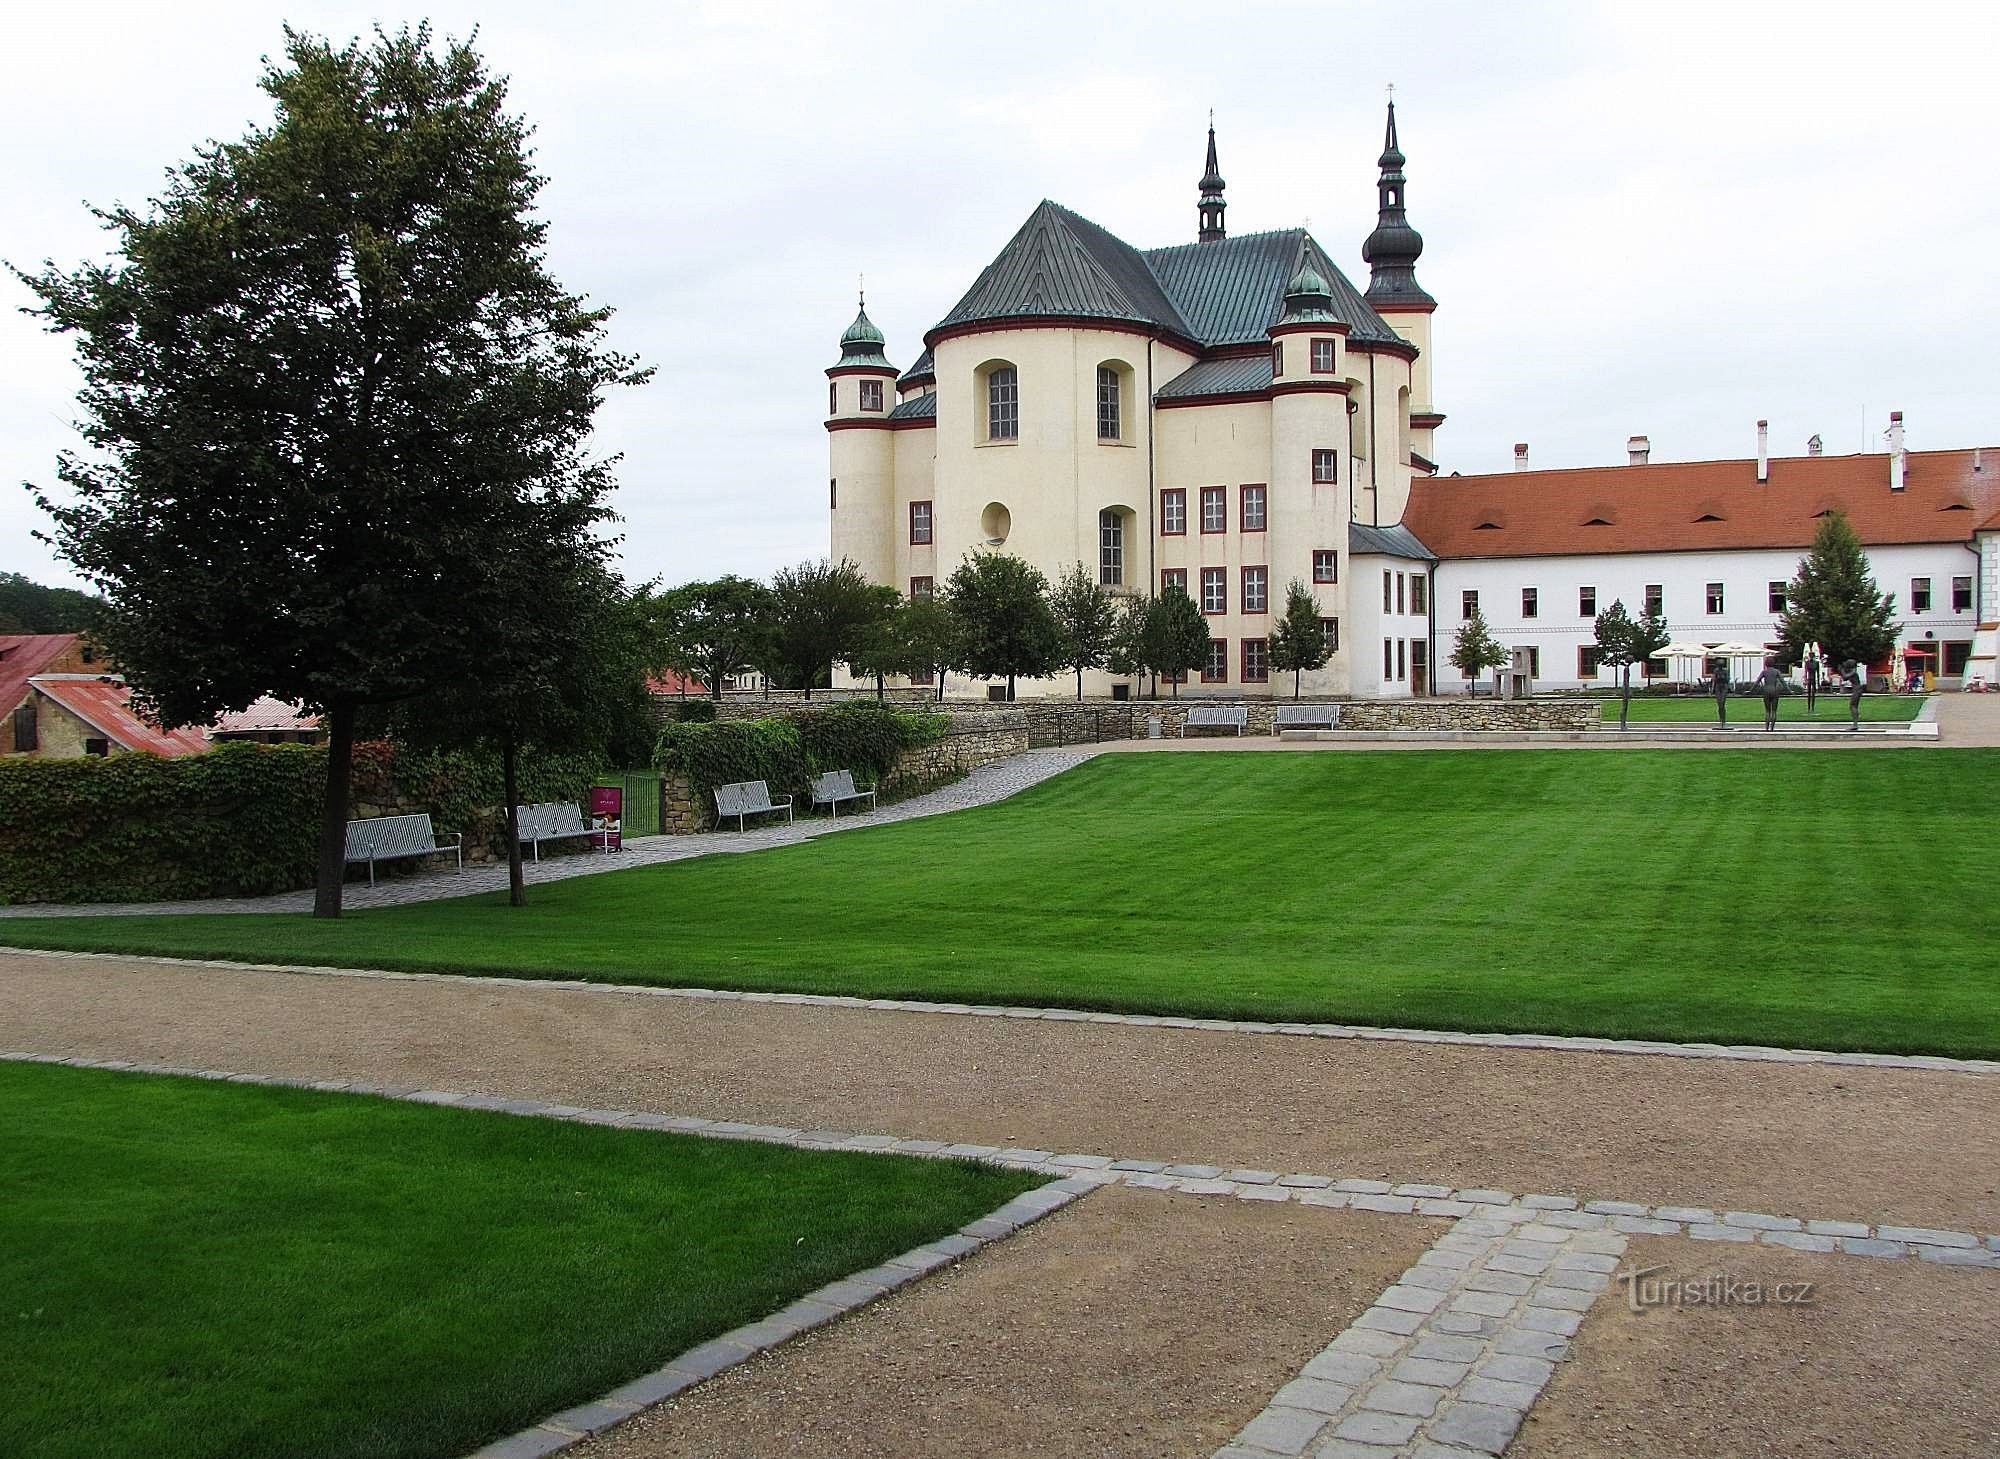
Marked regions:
[671,698,716,724]
[0,739,606,905]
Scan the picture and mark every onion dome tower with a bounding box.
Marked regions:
[1361,98,1433,310]
[1198,120,1226,243]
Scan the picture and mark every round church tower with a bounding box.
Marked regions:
[826,298,899,590]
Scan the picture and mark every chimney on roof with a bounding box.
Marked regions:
[1627,435,1650,465]
[1756,420,1769,483]
[1975,447,1984,473]
[1889,410,1907,490]
[1513,443,1530,471]
[1807,434,1823,457]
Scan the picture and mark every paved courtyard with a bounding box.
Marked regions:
[6,949,1997,1457]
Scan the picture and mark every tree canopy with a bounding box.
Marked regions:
[1267,580,1329,697]
[1776,511,1900,670]
[944,551,1059,700]
[1049,561,1118,700]
[15,25,646,914]
[659,575,774,700]
[1450,608,1507,692]
[765,558,897,697]
[0,574,100,635]
[1592,598,1669,729]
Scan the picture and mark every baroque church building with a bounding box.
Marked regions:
[828,105,1441,697]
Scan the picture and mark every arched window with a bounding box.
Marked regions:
[1098,508,1126,586]
[987,365,1018,441]
[1097,365,1121,441]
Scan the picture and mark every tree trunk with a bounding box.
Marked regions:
[1006,673,1016,702]
[875,671,885,701]
[1294,666,1302,698]
[1075,666,1083,701]
[502,735,526,907]
[312,698,357,919]
[1619,665,1632,729]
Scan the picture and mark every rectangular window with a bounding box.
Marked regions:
[1312,449,1337,484]
[859,378,883,412]
[1396,638,1407,681]
[1954,575,1974,612]
[1410,575,1427,614]
[1383,639,1394,677]
[85,737,109,757]
[1397,573,1407,615]
[1579,585,1596,617]
[1096,365,1120,441]
[1242,566,1269,613]
[1310,337,1336,373]
[829,478,837,510]
[987,366,1018,440]
[1319,617,1340,654]
[828,381,838,414]
[1204,638,1228,683]
[1910,576,1932,612]
[1240,484,1267,532]
[1768,581,1787,613]
[1312,549,1338,584]
[11,702,36,754]
[1099,510,1125,587]
[1644,583,1663,616]
[1462,589,1479,621]
[1521,586,1539,618]
[909,576,933,601]
[1383,570,1393,613]
[1705,581,1725,614]
[1579,644,1604,678]
[1200,486,1226,533]
[909,500,932,545]
[1271,341,1284,378]
[1241,638,1269,683]
[1201,567,1226,614]
[1526,646,1542,678]
[1161,488,1186,535]
[1161,568,1188,595]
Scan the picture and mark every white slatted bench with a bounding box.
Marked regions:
[1181,705,1248,737]
[343,813,462,886]
[809,769,877,819]
[1275,704,1340,731]
[514,801,602,861]
[714,779,793,831]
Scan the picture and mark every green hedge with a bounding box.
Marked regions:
[654,703,948,824]
[0,740,604,906]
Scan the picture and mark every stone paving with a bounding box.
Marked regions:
[0,747,1097,918]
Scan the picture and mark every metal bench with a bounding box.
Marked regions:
[343,812,462,886]
[809,769,877,819]
[1275,704,1340,731]
[714,779,793,831]
[1181,705,1248,737]
[514,801,602,861]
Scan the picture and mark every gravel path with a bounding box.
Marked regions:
[566,1188,1436,1459]
[0,748,1098,918]
[1513,1234,2000,1458]
[7,952,1996,1233]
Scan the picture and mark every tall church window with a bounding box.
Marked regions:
[988,366,1018,441]
[1098,508,1125,586]
[1097,366,1121,441]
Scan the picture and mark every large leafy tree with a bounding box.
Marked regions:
[1267,580,1329,698]
[1154,585,1211,698]
[1776,511,1900,670]
[659,575,774,700]
[0,573,101,634]
[945,551,1059,701]
[14,25,645,916]
[1593,598,1669,729]
[1449,608,1507,693]
[1049,561,1118,700]
[1107,592,1160,698]
[765,558,897,698]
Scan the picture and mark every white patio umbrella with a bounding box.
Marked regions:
[1658,643,1711,685]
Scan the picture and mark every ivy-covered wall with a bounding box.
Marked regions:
[0,739,601,905]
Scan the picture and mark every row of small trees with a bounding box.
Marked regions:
[661,554,1339,703]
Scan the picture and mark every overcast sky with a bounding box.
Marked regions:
[5,1,1996,592]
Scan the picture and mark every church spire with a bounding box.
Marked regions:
[1362,93,1434,308]
[1198,114,1226,243]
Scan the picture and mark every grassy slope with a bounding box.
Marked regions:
[1,1062,1034,1459]
[1601,695,1923,723]
[6,750,1996,1056]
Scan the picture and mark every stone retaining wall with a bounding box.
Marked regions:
[914,696,1601,737]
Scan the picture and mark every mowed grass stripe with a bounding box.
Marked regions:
[0,1062,1035,1459]
[7,749,1996,1056]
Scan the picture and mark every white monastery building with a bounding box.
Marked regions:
[828,106,2000,698]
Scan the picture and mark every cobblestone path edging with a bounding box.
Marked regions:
[0,748,1101,919]
[9,947,1994,1076]
[1219,1216,1628,1458]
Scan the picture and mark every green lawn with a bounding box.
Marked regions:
[1,1062,1034,1459]
[1599,694,1924,724]
[7,750,1998,1056]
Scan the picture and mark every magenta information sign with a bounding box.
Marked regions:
[589,785,622,852]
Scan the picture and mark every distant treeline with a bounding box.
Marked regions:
[0,573,101,634]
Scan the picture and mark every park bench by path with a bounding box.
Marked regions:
[809,769,877,819]
[714,779,793,831]
[343,813,463,887]
[1275,704,1340,731]
[1182,705,1248,737]
[514,802,603,861]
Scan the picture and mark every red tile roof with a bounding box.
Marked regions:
[1404,447,2000,560]
[29,675,211,756]
[0,634,81,717]
[647,670,707,696]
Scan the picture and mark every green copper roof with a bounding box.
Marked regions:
[834,303,894,369]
